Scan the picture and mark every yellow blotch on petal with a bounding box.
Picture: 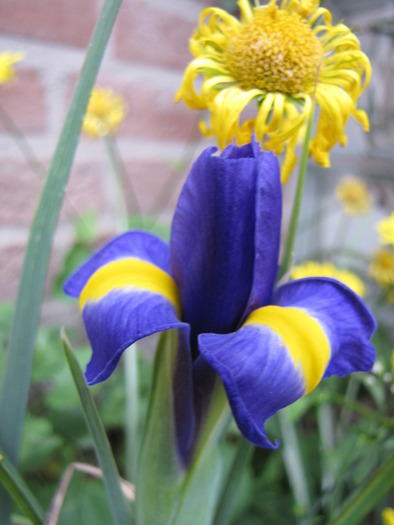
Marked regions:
[335,176,371,215]
[83,87,127,138]
[80,258,181,317]
[244,305,330,395]
[0,51,24,85]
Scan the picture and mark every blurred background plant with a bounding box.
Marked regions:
[0,0,393,524]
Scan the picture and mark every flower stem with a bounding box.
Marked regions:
[104,134,139,484]
[0,102,46,178]
[279,104,315,280]
[104,135,129,231]
[105,135,143,220]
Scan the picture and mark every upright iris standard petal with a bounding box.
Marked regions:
[273,277,377,377]
[64,233,186,385]
[170,142,281,343]
[199,305,331,448]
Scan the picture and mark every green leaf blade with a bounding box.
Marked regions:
[62,330,131,525]
[0,0,122,519]
[136,330,186,525]
[0,450,44,525]
[328,453,394,525]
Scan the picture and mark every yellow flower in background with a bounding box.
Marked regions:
[0,51,24,85]
[83,87,127,138]
[291,261,365,297]
[176,0,371,182]
[369,248,394,287]
[376,212,394,246]
[335,176,370,215]
[383,508,394,525]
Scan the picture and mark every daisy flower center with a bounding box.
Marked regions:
[225,4,323,94]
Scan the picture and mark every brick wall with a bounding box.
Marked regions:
[0,0,214,301]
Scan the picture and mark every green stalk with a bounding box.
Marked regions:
[328,453,394,525]
[105,135,142,220]
[278,104,315,280]
[0,1,122,521]
[104,134,139,483]
[0,103,45,177]
[275,102,316,524]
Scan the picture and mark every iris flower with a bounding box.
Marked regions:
[175,0,371,182]
[64,141,376,451]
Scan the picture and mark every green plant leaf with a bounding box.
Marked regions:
[0,0,123,519]
[0,449,44,525]
[135,330,186,525]
[61,330,131,525]
[136,330,229,525]
[213,439,254,525]
[328,452,394,525]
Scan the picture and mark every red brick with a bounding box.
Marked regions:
[114,2,196,70]
[0,0,97,48]
[0,160,105,226]
[123,159,188,216]
[0,69,47,134]
[0,161,43,226]
[117,81,200,142]
[61,162,105,221]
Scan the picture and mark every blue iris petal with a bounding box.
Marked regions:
[199,325,306,449]
[273,277,377,377]
[170,141,281,342]
[82,289,187,385]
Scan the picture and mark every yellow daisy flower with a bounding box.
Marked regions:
[376,212,394,246]
[83,87,127,138]
[176,0,371,182]
[291,261,365,297]
[335,176,370,215]
[369,248,394,287]
[383,508,394,525]
[0,51,24,85]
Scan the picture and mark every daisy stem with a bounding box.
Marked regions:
[0,102,46,178]
[104,134,129,231]
[279,104,315,280]
[105,134,143,221]
[104,134,139,485]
